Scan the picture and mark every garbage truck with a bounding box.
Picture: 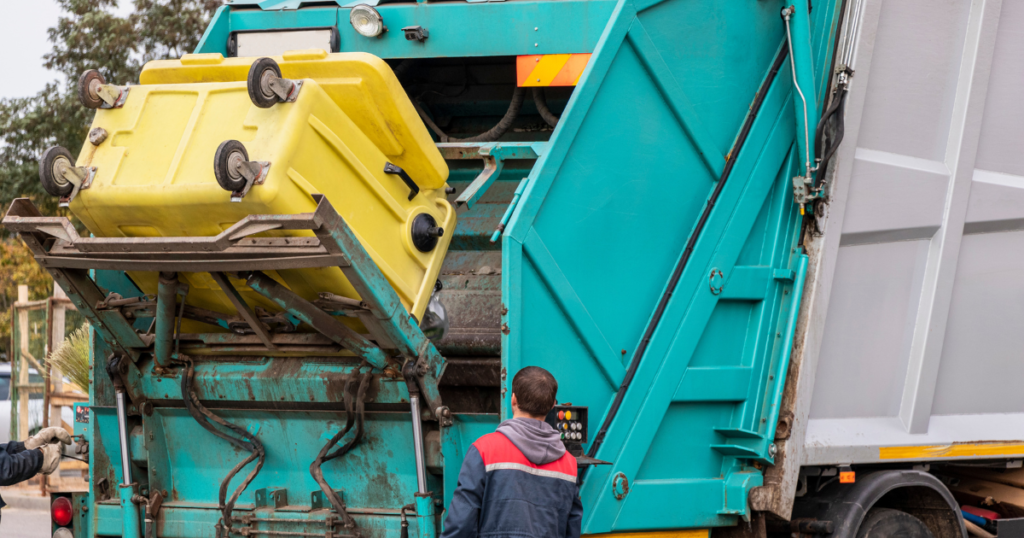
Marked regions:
[8,0,1024,536]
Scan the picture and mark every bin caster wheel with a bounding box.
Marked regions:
[214,140,250,192]
[411,213,444,252]
[39,146,76,197]
[248,58,284,108]
[78,70,106,109]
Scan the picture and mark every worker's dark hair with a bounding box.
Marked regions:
[511,366,558,417]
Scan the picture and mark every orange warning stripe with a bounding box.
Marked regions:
[517,54,592,87]
[879,442,1024,460]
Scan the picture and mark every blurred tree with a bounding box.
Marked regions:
[0,0,221,217]
[0,239,54,359]
[0,0,221,356]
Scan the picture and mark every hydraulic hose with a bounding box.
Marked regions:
[532,88,560,128]
[179,358,265,537]
[414,87,526,143]
[813,83,849,188]
[310,366,373,537]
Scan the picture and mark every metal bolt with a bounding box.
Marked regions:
[768,443,778,458]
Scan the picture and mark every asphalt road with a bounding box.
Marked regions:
[1,507,50,538]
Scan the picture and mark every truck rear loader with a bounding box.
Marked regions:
[6,0,1020,537]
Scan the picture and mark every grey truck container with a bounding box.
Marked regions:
[763,0,1024,520]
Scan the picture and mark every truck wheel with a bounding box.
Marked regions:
[856,508,934,538]
[213,140,249,192]
[78,69,106,109]
[39,146,75,197]
[248,58,282,108]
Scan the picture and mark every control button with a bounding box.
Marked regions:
[565,410,572,420]
[558,410,565,420]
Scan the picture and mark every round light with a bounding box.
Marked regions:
[53,529,74,538]
[52,496,73,527]
[350,5,384,38]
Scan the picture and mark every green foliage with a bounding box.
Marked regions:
[0,0,221,356]
[0,240,54,359]
[0,0,222,219]
[48,323,92,392]
[134,0,225,62]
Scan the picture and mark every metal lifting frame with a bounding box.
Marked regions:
[1,194,446,414]
[438,142,547,210]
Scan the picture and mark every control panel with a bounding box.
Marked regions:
[545,405,588,456]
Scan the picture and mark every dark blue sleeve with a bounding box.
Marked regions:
[0,445,42,486]
[566,487,583,538]
[3,441,26,454]
[440,445,486,538]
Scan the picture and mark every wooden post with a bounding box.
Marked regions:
[17,285,29,443]
[50,298,66,429]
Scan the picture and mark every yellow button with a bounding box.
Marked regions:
[565,411,572,420]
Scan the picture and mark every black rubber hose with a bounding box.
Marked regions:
[533,88,560,128]
[310,367,372,536]
[584,43,790,465]
[414,87,526,143]
[392,59,414,81]
[179,358,265,536]
[817,88,848,174]
[814,81,848,161]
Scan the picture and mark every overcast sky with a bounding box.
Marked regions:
[0,1,133,100]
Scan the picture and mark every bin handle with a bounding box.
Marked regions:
[384,162,420,201]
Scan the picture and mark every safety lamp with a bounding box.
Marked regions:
[350,5,385,38]
[52,496,74,527]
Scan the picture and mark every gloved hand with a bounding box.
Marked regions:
[39,443,62,475]
[24,427,72,450]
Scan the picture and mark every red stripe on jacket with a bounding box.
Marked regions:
[473,432,578,477]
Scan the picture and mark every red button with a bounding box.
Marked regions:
[558,411,565,420]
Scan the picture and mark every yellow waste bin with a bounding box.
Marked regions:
[70,50,453,325]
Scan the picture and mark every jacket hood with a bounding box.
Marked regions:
[496,417,566,465]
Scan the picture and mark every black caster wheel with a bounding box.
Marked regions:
[39,146,76,197]
[78,70,106,109]
[248,58,283,108]
[214,140,249,192]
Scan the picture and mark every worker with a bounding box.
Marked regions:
[441,366,582,538]
[0,427,70,522]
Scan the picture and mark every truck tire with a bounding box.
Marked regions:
[856,508,934,538]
